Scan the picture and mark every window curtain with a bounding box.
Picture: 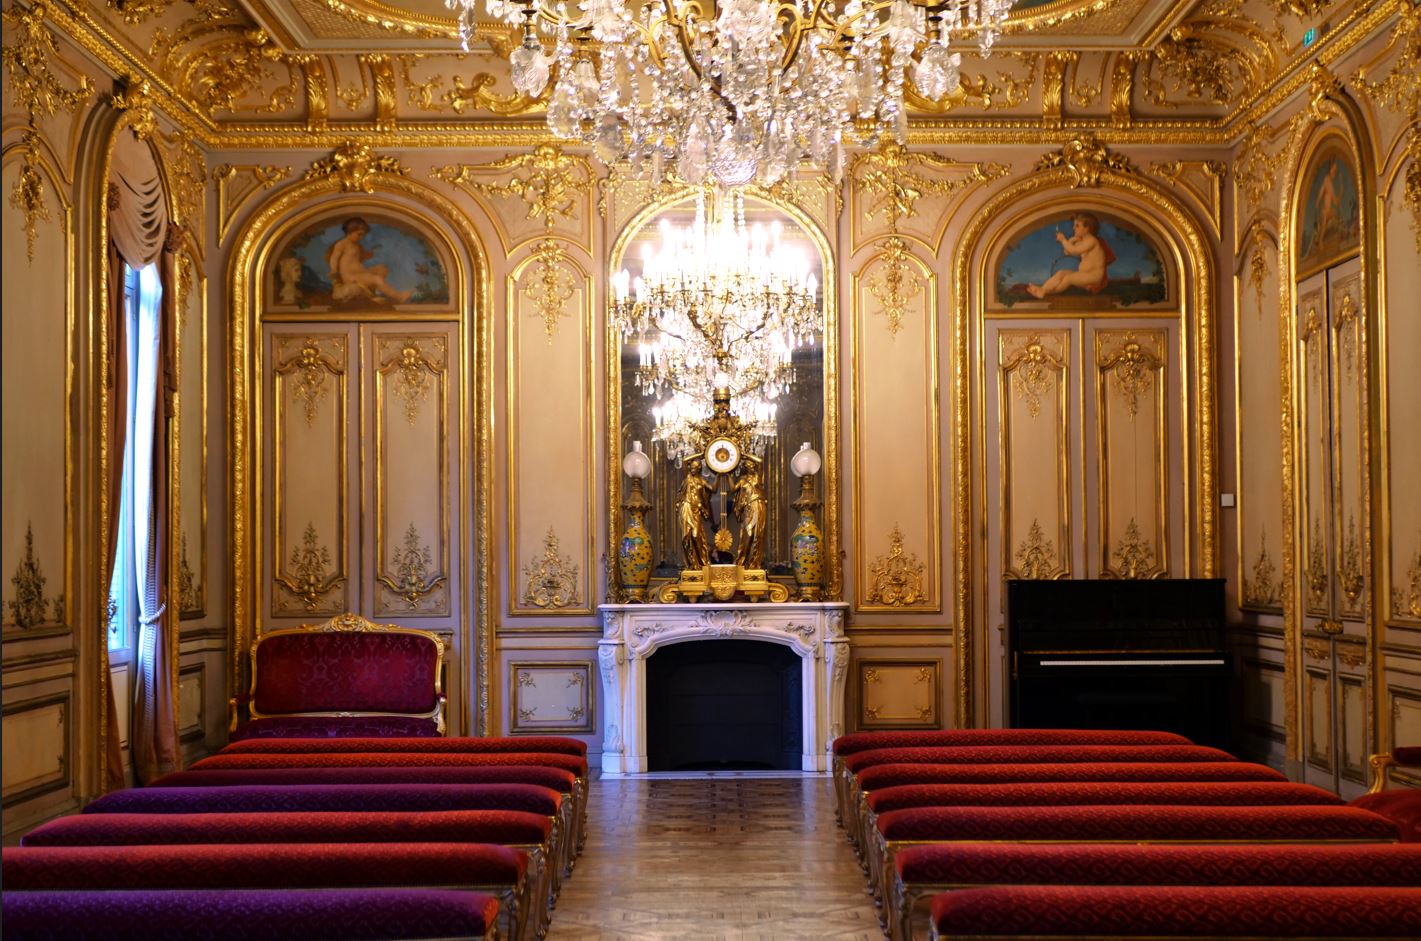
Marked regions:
[105,128,178,788]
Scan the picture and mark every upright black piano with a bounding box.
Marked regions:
[1007,578,1230,750]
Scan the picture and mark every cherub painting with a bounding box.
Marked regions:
[268,212,449,312]
[1297,143,1360,277]
[994,210,1171,310]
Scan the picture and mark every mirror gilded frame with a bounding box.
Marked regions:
[604,186,842,602]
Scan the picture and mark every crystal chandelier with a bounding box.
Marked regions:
[451,0,1013,187]
[610,190,820,460]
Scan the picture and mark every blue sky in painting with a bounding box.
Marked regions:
[997,216,1165,288]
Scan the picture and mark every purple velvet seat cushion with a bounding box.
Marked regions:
[149,765,578,794]
[191,750,589,777]
[22,810,552,848]
[0,888,498,940]
[229,716,439,742]
[929,885,1421,938]
[833,728,1191,757]
[83,783,562,817]
[221,735,587,757]
[843,744,1235,774]
[2,841,527,890]
[855,760,1286,791]
[1352,789,1421,843]
[896,842,1421,887]
[867,780,1343,814]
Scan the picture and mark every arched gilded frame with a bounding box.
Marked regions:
[1276,82,1379,770]
[953,165,1218,729]
[605,187,841,603]
[91,102,184,792]
[227,175,493,735]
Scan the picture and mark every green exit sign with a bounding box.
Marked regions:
[1304,27,1318,46]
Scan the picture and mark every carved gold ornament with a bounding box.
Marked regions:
[2,1,93,261]
[1236,123,1288,212]
[867,237,923,337]
[150,25,288,116]
[1243,530,1282,609]
[903,52,1038,115]
[1335,290,1361,377]
[522,528,580,609]
[1110,518,1157,579]
[1306,519,1329,608]
[1304,638,1329,663]
[433,144,591,230]
[277,522,343,612]
[7,524,61,628]
[1248,241,1270,314]
[289,342,334,426]
[111,76,160,139]
[178,532,201,614]
[1336,643,1365,668]
[167,134,207,229]
[523,239,577,342]
[1100,335,1161,419]
[1143,31,1247,106]
[1393,537,1421,621]
[851,140,1007,235]
[106,0,175,24]
[1338,515,1365,611]
[866,525,927,607]
[1353,5,1420,249]
[1004,336,1063,421]
[1013,519,1059,580]
[304,142,408,193]
[379,523,445,609]
[389,342,437,425]
[1035,136,1134,188]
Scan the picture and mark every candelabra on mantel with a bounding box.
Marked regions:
[450,0,1013,188]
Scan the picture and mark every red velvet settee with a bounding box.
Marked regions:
[230,613,446,739]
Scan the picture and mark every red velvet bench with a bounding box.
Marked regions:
[927,884,1421,940]
[230,613,448,739]
[831,730,1194,821]
[869,803,1400,905]
[857,779,1341,862]
[0,887,502,940]
[889,841,1421,941]
[840,744,1237,839]
[4,842,537,941]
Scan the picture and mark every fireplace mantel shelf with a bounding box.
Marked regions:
[597,602,850,775]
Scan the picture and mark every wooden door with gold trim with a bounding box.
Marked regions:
[1296,260,1371,797]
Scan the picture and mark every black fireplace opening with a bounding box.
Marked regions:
[646,640,802,772]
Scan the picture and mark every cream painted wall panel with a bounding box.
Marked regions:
[111,665,131,749]
[857,659,940,729]
[1093,328,1169,579]
[1328,265,1368,624]
[1297,277,1331,620]
[1236,238,1285,612]
[2,698,67,801]
[177,252,207,619]
[177,665,204,738]
[266,330,354,620]
[2,159,70,634]
[1339,675,1366,783]
[1241,657,1286,738]
[1383,165,1421,628]
[507,253,593,616]
[1305,667,1331,771]
[508,661,593,732]
[852,250,938,611]
[370,330,454,618]
[999,331,1071,580]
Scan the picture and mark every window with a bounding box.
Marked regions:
[107,262,162,658]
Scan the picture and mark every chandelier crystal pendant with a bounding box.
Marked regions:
[610,190,820,460]
[451,0,1011,187]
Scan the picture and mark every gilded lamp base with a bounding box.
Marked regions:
[656,565,791,603]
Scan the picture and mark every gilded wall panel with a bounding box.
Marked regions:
[1,158,70,637]
[371,330,452,617]
[508,661,594,733]
[1327,264,1368,623]
[998,330,1071,581]
[177,251,207,619]
[1296,278,1332,618]
[507,252,593,616]
[1,694,69,806]
[267,330,353,618]
[1236,235,1285,612]
[857,659,940,729]
[1338,674,1367,783]
[1384,163,1421,627]
[852,249,939,612]
[176,664,205,741]
[1386,680,1421,787]
[1304,667,1332,771]
[430,146,593,254]
[1094,328,1168,579]
[1240,657,1286,739]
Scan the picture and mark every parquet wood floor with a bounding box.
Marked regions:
[547,775,885,941]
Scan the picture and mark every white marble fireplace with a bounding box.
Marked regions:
[597,602,850,774]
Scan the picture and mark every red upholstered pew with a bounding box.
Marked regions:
[3,843,532,941]
[888,835,1421,941]
[1,887,503,941]
[927,884,1421,940]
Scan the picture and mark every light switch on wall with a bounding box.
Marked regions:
[1220,493,1235,507]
